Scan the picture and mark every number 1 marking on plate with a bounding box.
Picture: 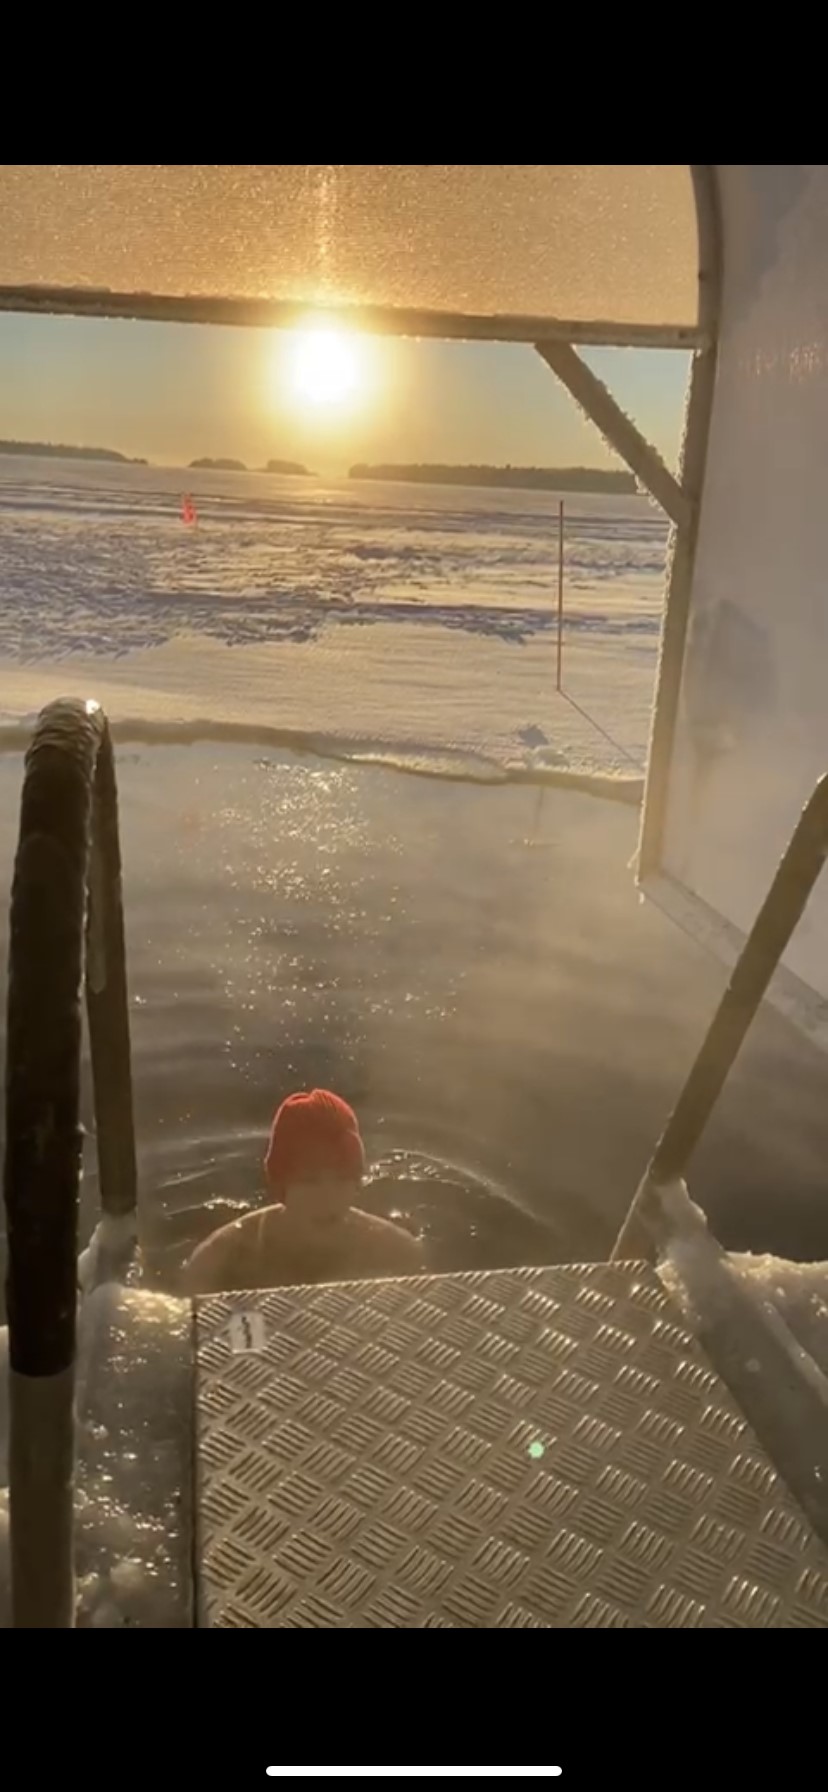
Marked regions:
[229,1311,267,1353]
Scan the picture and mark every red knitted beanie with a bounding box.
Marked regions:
[264,1089,365,1198]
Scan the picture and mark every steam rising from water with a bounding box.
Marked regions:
[2,742,827,1287]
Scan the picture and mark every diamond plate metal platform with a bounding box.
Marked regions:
[194,1263,828,1628]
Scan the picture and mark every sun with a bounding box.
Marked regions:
[288,327,363,408]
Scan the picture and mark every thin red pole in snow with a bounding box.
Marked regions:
[556,499,565,691]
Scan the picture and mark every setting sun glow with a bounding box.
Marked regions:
[288,327,364,408]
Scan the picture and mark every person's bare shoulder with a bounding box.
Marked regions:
[181,1205,283,1295]
[350,1209,424,1276]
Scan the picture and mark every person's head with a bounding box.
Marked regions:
[264,1089,365,1221]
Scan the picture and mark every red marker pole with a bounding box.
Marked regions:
[556,499,565,692]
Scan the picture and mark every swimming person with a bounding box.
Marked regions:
[181,1089,424,1294]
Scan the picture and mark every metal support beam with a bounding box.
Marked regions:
[638,339,719,877]
[534,339,691,529]
[638,167,723,881]
[0,282,703,351]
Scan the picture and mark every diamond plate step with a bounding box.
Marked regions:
[194,1263,828,1628]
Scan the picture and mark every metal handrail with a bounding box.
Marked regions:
[3,698,136,1627]
[613,771,828,1260]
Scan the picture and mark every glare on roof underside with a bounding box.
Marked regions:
[0,164,699,331]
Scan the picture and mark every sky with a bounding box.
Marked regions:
[0,311,690,474]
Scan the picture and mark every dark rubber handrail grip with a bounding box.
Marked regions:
[3,699,136,1378]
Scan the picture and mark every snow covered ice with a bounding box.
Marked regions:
[0,459,664,779]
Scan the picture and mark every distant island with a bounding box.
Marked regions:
[187,456,311,475]
[0,439,147,465]
[349,463,636,495]
[189,456,247,472]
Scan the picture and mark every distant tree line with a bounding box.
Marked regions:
[0,442,314,475]
[0,440,147,464]
[348,462,636,494]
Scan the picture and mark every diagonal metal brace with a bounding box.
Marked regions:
[535,339,691,529]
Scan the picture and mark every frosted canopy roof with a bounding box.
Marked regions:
[0,164,699,338]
